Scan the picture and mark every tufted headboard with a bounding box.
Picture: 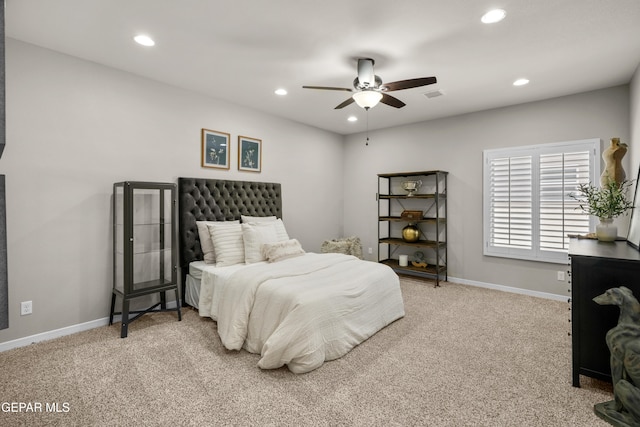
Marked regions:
[177,177,282,303]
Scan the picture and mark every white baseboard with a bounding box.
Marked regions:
[448,276,569,302]
[0,301,179,353]
[0,317,111,352]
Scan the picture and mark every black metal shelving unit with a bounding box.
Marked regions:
[377,171,448,286]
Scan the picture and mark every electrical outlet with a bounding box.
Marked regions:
[21,301,32,316]
[557,271,565,281]
[368,247,373,254]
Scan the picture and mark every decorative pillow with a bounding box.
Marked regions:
[262,239,305,263]
[207,222,245,267]
[241,215,289,242]
[321,236,363,259]
[196,220,239,264]
[242,222,278,264]
[321,240,351,255]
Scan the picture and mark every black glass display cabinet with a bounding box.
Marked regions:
[110,181,181,338]
[377,171,448,287]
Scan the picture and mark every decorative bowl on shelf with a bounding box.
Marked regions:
[401,180,422,197]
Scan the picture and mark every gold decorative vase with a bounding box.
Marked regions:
[402,224,420,242]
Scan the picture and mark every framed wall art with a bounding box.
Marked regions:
[201,128,230,169]
[238,135,262,172]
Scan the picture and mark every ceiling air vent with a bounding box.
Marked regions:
[423,90,444,99]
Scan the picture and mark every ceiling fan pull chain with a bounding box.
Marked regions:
[366,108,370,146]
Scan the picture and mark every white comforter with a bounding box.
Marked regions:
[199,252,404,373]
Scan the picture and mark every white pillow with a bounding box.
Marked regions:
[240,215,289,242]
[242,223,278,263]
[207,222,245,267]
[241,215,277,223]
[262,239,305,262]
[197,220,238,264]
[271,219,290,242]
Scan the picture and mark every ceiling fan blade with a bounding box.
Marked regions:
[382,77,437,92]
[380,93,406,108]
[302,85,352,92]
[334,97,355,109]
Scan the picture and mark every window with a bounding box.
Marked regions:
[483,139,599,263]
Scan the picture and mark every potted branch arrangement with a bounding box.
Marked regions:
[571,179,634,242]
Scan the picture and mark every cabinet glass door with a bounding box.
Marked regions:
[131,188,173,291]
[113,183,175,294]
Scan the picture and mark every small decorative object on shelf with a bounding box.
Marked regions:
[401,180,422,197]
[399,254,409,267]
[412,251,427,267]
[378,171,447,286]
[400,210,423,220]
[402,223,420,242]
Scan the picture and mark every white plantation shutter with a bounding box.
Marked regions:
[539,151,592,253]
[489,155,532,250]
[484,139,598,263]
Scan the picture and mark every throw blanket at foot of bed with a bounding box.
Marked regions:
[203,253,404,373]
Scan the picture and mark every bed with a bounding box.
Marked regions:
[178,177,405,373]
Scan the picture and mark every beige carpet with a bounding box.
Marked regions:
[0,278,612,426]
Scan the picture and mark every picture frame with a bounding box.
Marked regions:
[626,167,640,250]
[238,136,262,172]
[201,129,230,169]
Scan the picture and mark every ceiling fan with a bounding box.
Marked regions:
[303,58,437,110]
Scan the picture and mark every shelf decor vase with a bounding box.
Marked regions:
[401,180,422,197]
[596,218,617,242]
[402,223,420,242]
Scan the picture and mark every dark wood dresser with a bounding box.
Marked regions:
[569,238,640,387]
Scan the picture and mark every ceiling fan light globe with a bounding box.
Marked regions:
[353,91,383,109]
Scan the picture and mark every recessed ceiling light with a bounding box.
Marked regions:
[481,9,506,24]
[274,88,287,96]
[347,116,358,122]
[513,78,530,86]
[134,35,155,47]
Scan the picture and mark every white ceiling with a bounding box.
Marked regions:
[6,0,640,135]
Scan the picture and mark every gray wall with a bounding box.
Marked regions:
[343,85,632,296]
